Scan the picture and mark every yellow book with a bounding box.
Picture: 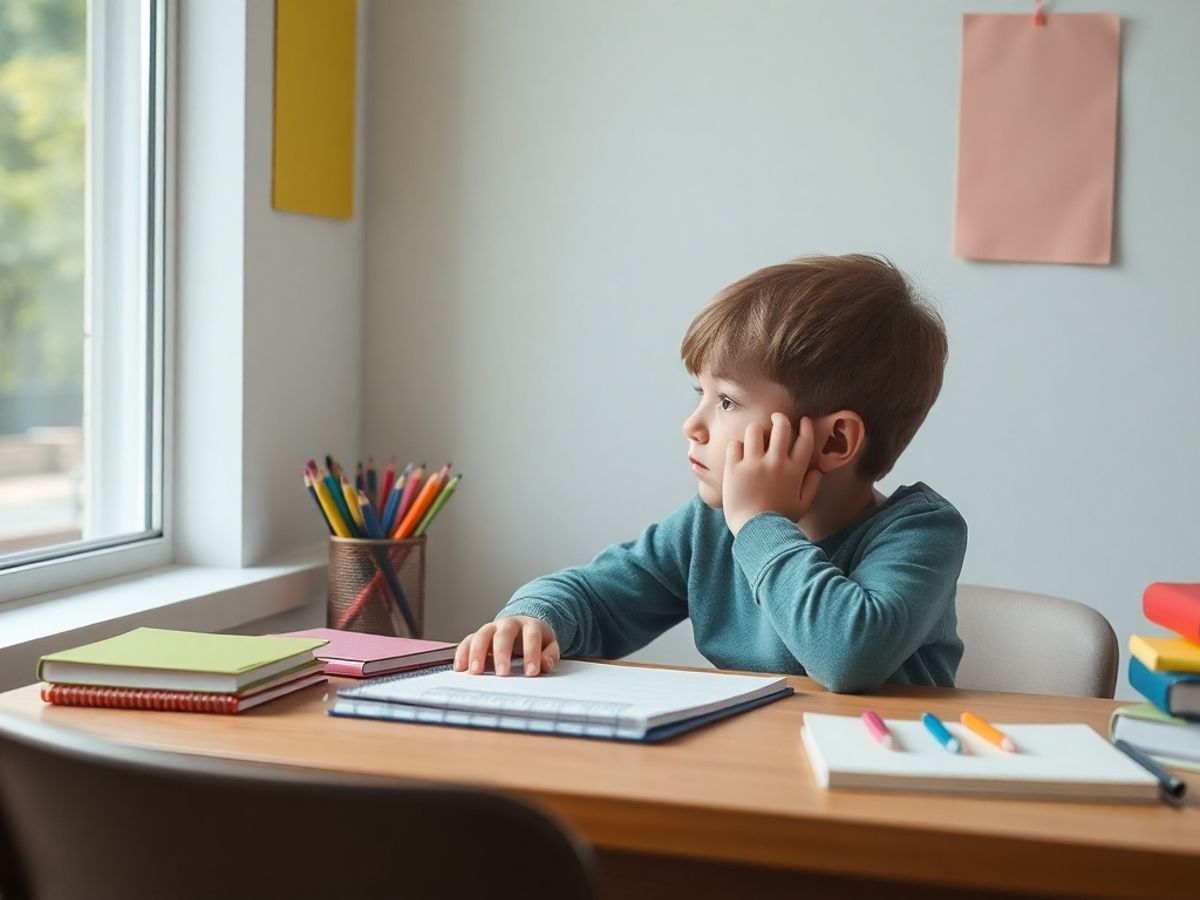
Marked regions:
[1129,634,1200,673]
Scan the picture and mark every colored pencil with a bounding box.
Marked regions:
[961,712,1017,752]
[322,468,359,537]
[379,457,396,506]
[861,710,895,750]
[394,464,425,525]
[303,471,335,535]
[921,712,961,754]
[393,472,443,539]
[357,489,385,540]
[380,472,406,537]
[340,476,366,534]
[414,473,461,537]
[309,472,351,537]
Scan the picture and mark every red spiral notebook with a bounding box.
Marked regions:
[40,665,327,715]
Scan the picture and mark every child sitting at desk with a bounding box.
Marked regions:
[455,254,967,693]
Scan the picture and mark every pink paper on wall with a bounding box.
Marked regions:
[954,13,1121,265]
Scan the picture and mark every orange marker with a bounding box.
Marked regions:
[392,472,443,539]
[960,712,1016,752]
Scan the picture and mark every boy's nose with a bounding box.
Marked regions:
[682,414,707,443]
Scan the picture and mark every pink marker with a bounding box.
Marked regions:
[861,710,896,750]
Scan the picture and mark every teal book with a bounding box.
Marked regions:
[37,627,328,694]
[1127,655,1200,719]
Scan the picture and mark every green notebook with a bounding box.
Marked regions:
[38,628,328,694]
[1109,703,1200,773]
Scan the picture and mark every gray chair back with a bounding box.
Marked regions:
[955,583,1119,698]
[0,712,597,900]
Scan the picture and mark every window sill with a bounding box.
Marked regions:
[0,542,327,691]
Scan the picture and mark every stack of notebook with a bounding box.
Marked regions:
[1110,582,1200,770]
[38,628,329,714]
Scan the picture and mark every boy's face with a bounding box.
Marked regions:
[682,369,796,508]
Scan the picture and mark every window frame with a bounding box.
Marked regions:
[0,0,173,605]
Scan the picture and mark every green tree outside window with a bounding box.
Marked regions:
[0,0,86,432]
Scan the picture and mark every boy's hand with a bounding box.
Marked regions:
[454,615,560,677]
[722,413,823,536]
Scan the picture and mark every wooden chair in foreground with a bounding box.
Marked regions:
[0,711,597,900]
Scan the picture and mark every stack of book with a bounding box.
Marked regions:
[1110,582,1200,770]
[38,628,329,715]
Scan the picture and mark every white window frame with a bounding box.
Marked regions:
[0,0,173,605]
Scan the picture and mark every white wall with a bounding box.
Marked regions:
[176,0,367,568]
[362,0,1200,695]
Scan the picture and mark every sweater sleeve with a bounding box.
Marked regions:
[497,501,694,659]
[730,502,967,693]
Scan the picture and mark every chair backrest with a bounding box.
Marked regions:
[0,713,597,900]
[955,583,1119,698]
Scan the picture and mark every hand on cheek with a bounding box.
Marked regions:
[721,413,823,536]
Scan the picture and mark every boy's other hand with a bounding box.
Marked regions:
[722,413,823,536]
[454,615,560,677]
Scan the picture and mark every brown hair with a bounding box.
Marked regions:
[680,254,947,480]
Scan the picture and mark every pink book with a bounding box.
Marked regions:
[277,628,456,678]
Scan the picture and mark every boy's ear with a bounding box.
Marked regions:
[811,410,867,474]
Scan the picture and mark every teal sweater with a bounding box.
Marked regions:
[499,482,967,693]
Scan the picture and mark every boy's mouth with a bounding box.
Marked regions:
[688,456,709,473]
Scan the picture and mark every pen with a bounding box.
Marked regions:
[861,710,896,750]
[960,711,1017,752]
[1113,739,1187,800]
[921,712,961,754]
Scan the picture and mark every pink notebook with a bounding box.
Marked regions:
[277,628,456,678]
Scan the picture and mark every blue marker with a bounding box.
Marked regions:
[922,712,961,754]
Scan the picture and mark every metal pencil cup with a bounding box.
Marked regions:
[327,536,425,638]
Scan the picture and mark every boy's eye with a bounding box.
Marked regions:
[718,394,736,411]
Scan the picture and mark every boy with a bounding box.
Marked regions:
[455,254,967,693]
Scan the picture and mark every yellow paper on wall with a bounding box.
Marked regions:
[272,0,357,219]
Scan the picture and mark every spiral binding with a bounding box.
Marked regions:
[339,662,454,696]
[334,663,637,736]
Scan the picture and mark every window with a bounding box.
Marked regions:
[0,0,168,602]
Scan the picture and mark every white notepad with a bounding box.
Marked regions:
[801,713,1160,802]
[331,660,791,742]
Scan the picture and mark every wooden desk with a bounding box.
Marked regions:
[1,676,1196,899]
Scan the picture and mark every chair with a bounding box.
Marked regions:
[954,582,1119,698]
[0,713,597,900]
